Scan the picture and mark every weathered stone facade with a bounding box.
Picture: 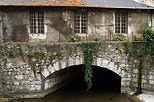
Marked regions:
[0,42,153,98]
[0,6,152,42]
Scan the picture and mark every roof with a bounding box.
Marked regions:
[0,0,154,9]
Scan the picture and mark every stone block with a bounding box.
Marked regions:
[142,75,145,79]
[134,60,139,63]
[34,85,41,91]
[61,61,66,69]
[149,80,154,84]
[148,75,153,80]
[142,79,147,84]
[132,78,137,82]
[144,84,152,89]
[68,58,74,67]
[41,69,50,78]
[133,69,138,74]
[53,61,60,71]
[0,81,3,89]
[15,75,24,80]
[132,74,136,78]
[107,62,114,69]
[29,87,36,91]
[49,82,54,87]
[6,63,12,69]
[74,57,81,65]
[48,66,55,74]
[45,82,49,90]
[31,81,42,85]
[141,84,144,88]
[13,81,19,86]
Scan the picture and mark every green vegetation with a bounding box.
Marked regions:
[113,36,126,41]
[38,39,47,43]
[143,27,154,41]
[68,34,79,42]
[133,35,144,41]
[92,36,102,41]
[78,42,100,90]
[125,27,154,94]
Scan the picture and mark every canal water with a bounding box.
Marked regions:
[9,66,140,102]
[9,82,138,102]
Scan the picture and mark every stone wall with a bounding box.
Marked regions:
[0,42,153,98]
[0,7,151,42]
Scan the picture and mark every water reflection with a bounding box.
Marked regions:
[10,83,135,102]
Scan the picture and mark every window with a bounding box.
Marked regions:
[115,12,128,33]
[29,11,44,34]
[74,11,88,34]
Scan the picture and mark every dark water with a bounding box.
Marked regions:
[10,84,137,102]
[10,66,139,102]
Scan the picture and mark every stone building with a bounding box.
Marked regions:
[0,0,154,42]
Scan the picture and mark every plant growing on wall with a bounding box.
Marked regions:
[68,34,79,42]
[92,36,102,41]
[78,42,100,90]
[143,27,154,41]
[125,27,154,94]
[113,36,126,41]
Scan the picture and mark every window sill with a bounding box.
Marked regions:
[29,34,46,39]
[75,33,88,37]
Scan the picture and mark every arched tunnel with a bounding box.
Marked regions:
[45,65,121,95]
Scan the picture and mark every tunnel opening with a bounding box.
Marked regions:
[45,65,121,96]
[64,65,121,93]
[92,66,121,93]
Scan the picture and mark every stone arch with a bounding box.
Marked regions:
[41,57,130,94]
[92,58,127,78]
[42,57,127,78]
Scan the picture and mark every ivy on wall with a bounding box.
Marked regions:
[78,42,100,90]
[125,27,154,94]
[0,42,101,91]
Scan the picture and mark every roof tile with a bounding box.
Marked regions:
[0,0,153,9]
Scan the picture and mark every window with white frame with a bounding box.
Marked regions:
[29,10,44,34]
[115,12,128,33]
[74,11,88,34]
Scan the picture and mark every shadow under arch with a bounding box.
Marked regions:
[91,65,121,93]
[44,64,121,96]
